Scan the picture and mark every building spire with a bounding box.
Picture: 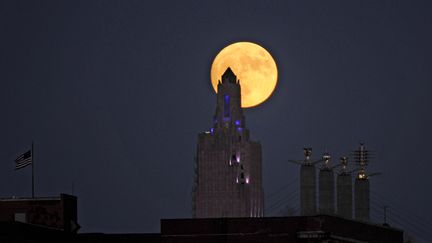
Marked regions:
[222,67,237,84]
[213,68,246,134]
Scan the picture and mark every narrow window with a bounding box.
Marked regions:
[224,95,230,117]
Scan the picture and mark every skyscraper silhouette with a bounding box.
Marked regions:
[192,68,264,218]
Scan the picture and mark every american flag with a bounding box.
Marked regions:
[15,150,32,170]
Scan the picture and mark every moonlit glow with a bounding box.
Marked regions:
[211,42,278,108]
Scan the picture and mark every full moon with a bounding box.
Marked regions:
[211,42,278,108]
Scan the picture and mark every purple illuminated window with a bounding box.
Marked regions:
[224,95,230,117]
[235,120,241,126]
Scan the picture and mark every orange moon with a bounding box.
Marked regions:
[210,42,278,108]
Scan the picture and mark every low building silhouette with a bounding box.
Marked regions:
[0,193,78,233]
[0,194,404,242]
[161,215,403,243]
[0,215,404,243]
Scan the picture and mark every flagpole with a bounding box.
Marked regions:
[32,141,34,198]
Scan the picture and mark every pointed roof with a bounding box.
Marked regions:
[221,67,237,84]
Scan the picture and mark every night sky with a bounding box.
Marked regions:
[1,0,431,241]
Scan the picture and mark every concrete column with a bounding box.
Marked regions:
[337,173,352,219]
[319,169,335,214]
[354,178,370,221]
[300,165,316,216]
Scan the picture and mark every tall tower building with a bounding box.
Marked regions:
[192,68,264,218]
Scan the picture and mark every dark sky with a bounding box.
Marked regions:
[1,0,431,240]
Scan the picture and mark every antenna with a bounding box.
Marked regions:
[367,172,382,178]
[383,205,389,226]
[353,143,375,179]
